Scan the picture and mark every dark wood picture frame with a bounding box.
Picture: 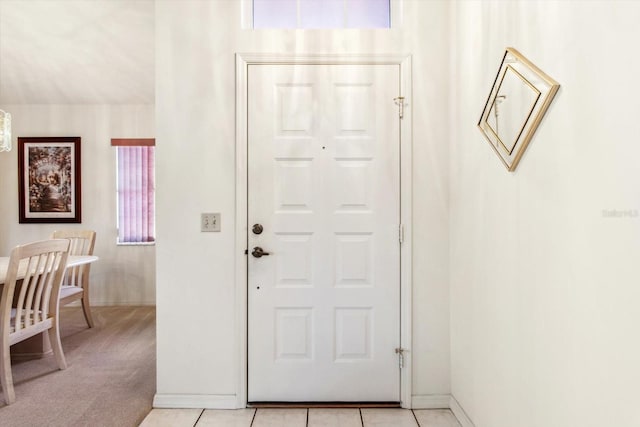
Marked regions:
[18,137,82,223]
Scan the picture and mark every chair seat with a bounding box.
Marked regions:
[60,285,84,299]
[9,308,43,332]
[50,229,96,329]
[1,239,69,404]
[8,309,53,344]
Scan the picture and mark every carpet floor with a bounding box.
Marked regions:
[0,306,156,427]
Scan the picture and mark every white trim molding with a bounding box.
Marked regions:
[235,53,413,409]
[411,394,451,409]
[153,394,238,409]
[449,396,476,427]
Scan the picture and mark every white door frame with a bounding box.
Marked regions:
[235,53,413,409]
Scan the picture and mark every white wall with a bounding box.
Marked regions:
[155,0,451,406]
[0,104,156,305]
[450,1,640,426]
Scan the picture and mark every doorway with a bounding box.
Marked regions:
[236,54,413,407]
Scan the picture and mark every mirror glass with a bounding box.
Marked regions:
[486,66,540,154]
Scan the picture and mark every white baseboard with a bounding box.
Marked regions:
[153,393,239,409]
[411,394,451,409]
[152,392,475,426]
[449,395,475,427]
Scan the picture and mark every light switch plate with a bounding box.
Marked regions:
[201,213,221,232]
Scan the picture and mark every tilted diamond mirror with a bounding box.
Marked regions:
[478,47,560,171]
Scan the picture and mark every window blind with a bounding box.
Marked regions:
[111,139,155,243]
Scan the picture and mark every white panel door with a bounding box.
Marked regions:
[248,64,400,402]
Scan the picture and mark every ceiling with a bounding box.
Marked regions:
[0,0,154,104]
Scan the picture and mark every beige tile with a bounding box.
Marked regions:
[308,408,362,427]
[139,409,203,427]
[252,408,308,427]
[361,408,418,427]
[196,408,256,426]
[413,409,461,427]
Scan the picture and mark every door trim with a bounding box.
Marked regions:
[235,53,413,409]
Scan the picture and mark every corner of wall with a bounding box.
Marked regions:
[411,394,451,409]
[449,395,476,427]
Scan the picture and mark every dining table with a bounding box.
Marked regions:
[0,255,99,285]
[0,254,99,357]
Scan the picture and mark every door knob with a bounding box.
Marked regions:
[251,247,270,258]
[252,224,264,234]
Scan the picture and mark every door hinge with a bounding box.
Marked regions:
[399,224,404,244]
[395,347,406,368]
[393,96,405,119]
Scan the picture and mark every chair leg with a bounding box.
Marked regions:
[81,289,94,328]
[47,318,67,370]
[0,342,15,404]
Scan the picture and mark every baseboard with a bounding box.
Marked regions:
[411,394,451,409]
[152,391,475,424]
[153,393,239,409]
[449,395,475,427]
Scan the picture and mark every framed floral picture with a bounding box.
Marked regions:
[18,137,82,223]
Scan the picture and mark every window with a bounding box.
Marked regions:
[253,0,391,29]
[111,138,155,244]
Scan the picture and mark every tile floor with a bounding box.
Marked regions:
[139,408,461,427]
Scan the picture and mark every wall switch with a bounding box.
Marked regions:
[201,213,221,232]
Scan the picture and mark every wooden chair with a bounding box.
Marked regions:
[0,239,70,404]
[50,230,96,328]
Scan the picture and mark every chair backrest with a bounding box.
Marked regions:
[1,239,70,339]
[50,230,96,287]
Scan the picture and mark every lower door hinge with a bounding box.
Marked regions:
[395,347,406,368]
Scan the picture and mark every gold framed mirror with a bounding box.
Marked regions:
[478,48,560,171]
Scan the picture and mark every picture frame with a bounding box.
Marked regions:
[18,136,82,223]
[478,47,560,171]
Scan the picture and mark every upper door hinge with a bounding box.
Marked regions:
[399,224,405,244]
[393,96,405,119]
[395,347,406,368]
